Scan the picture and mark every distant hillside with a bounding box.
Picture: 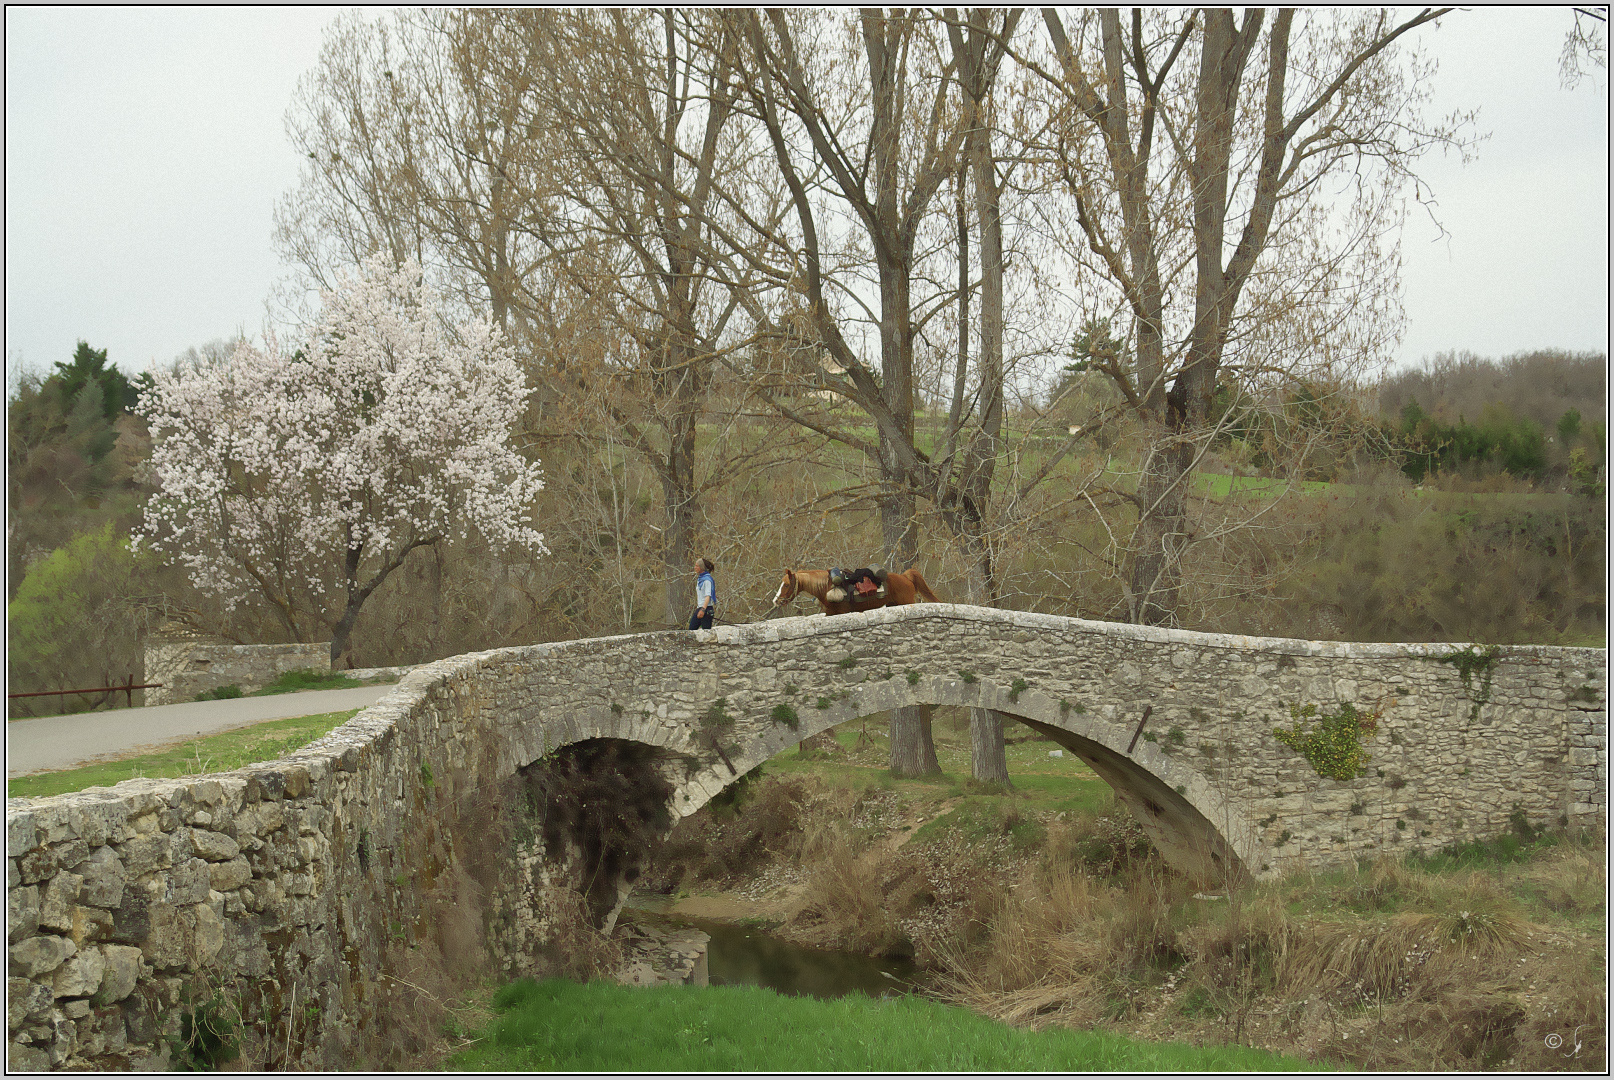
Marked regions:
[1376,349,1606,428]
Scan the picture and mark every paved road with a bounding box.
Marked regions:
[6,684,400,778]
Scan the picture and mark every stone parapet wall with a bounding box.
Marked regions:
[8,607,1605,1070]
[6,653,514,1071]
[143,641,332,705]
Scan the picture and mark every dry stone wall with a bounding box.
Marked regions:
[8,605,1605,1070]
[143,640,333,705]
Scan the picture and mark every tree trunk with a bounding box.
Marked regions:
[330,599,360,670]
[890,703,941,778]
[970,708,1010,785]
[867,23,938,779]
[1128,437,1193,625]
[660,396,699,627]
[947,12,1014,785]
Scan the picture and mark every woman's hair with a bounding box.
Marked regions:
[698,556,715,573]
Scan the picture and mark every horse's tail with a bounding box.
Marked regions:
[905,568,941,603]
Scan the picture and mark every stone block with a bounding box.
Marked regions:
[165,859,211,907]
[283,766,310,798]
[88,1004,127,1055]
[50,839,89,876]
[189,830,239,863]
[9,934,76,979]
[8,885,40,944]
[138,902,190,970]
[209,857,252,893]
[247,771,287,802]
[16,847,56,885]
[68,800,129,849]
[185,780,223,806]
[192,904,223,965]
[118,833,172,877]
[238,801,285,837]
[74,846,126,910]
[226,920,270,980]
[9,1039,51,1073]
[107,882,157,947]
[52,946,105,998]
[121,990,159,1046]
[97,945,142,1004]
[68,905,114,947]
[7,810,40,854]
[8,977,52,1029]
[38,872,85,933]
[48,1010,77,1064]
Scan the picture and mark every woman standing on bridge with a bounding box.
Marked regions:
[688,556,717,630]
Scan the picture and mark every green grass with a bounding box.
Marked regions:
[1194,472,1334,498]
[191,669,374,702]
[758,714,1112,818]
[911,796,1046,851]
[447,978,1323,1072]
[249,669,370,695]
[6,710,359,799]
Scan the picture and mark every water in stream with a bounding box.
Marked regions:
[624,896,920,1000]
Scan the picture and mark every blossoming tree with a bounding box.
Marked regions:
[139,257,546,666]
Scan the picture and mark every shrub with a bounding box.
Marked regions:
[7,524,162,717]
[195,684,243,701]
[1272,701,1377,781]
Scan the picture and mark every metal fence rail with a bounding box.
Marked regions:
[8,676,163,710]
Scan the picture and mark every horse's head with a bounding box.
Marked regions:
[772,569,797,607]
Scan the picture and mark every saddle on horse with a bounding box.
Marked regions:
[826,565,887,602]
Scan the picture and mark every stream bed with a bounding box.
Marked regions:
[623,895,921,1000]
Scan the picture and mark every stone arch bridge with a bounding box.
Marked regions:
[7,605,1604,1069]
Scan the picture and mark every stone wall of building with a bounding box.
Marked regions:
[143,640,332,705]
[8,606,1605,1070]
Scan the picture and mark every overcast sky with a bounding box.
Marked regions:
[5,6,1608,397]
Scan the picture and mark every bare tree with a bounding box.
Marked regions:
[1020,7,1471,626]
[512,10,782,626]
[736,9,981,775]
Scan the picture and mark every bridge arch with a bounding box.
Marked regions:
[485,608,1267,886]
[653,676,1255,885]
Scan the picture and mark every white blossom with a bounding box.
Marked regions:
[138,257,545,637]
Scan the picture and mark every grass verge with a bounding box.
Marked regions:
[6,709,359,799]
[446,977,1322,1072]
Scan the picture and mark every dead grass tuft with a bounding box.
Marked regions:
[1523,843,1607,920]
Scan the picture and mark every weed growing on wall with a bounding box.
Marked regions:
[701,698,736,736]
[169,989,241,1071]
[1438,645,1501,721]
[1272,702,1379,781]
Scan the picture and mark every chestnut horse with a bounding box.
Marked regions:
[771,567,941,616]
